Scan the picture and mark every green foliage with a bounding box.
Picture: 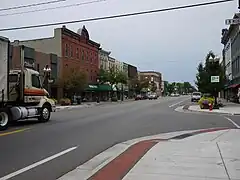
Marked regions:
[150,82,157,92]
[195,51,225,96]
[198,95,215,109]
[98,68,109,84]
[165,81,194,94]
[61,68,87,94]
[136,79,150,93]
[97,67,128,85]
[166,83,174,94]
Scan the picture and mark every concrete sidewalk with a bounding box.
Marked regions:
[59,128,240,180]
[188,105,240,115]
[124,129,240,180]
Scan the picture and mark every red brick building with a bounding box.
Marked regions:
[15,25,101,98]
[61,25,100,82]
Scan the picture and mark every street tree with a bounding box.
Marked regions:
[183,82,192,93]
[97,68,109,84]
[61,68,87,97]
[132,78,149,94]
[166,83,174,94]
[107,67,128,85]
[195,51,225,104]
[150,81,157,92]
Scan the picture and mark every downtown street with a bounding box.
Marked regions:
[0,96,238,180]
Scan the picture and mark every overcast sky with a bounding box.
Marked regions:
[0,0,237,84]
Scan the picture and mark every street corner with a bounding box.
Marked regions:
[188,104,235,115]
[58,138,166,180]
[174,103,238,116]
[58,128,236,180]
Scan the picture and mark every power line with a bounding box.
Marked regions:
[0,0,233,32]
[0,0,106,17]
[0,0,67,12]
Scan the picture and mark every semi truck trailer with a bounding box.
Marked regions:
[0,36,56,131]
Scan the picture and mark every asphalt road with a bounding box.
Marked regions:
[0,96,236,180]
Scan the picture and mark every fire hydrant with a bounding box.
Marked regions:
[209,103,213,111]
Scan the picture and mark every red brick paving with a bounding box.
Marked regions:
[88,139,160,180]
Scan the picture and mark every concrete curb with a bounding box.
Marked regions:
[182,105,240,116]
[58,127,231,180]
[56,100,135,111]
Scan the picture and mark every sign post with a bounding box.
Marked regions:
[211,76,220,83]
[211,76,220,109]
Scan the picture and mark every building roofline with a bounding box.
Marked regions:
[99,48,111,55]
[139,71,162,76]
[62,26,100,48]
[14,37,54,42]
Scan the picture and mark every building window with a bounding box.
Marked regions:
[70,45,73,57]
[51,63,58,80]
[86,51,89,61]
[82,50,84,61]
[76,48,79,59]
[65,44,69,57]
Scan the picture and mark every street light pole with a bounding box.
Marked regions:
[121,83,124,101]
[96,79,100,103]
[43,65,51,97]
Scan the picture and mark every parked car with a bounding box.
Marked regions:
[135,94,142,100]
[149,93,158,100]
[142,94,149,100]
[171,93,180,97]
[191,92,202,102]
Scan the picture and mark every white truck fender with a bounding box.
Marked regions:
[39,97,56,112]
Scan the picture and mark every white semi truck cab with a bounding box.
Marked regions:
[0,36,56,131]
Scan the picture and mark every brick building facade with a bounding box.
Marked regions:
[138,71,162,96]
[62,25,100,83]
[9,44,61,99]
[14,25,101,99]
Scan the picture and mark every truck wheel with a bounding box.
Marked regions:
[0,109,10,131]
[38,105,51,122]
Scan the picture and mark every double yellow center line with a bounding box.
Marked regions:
[0,128,31,137]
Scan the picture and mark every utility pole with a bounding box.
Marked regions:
[239,0,240,10]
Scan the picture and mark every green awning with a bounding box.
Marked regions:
[85,84,112,92]
[85,85,98,91]
[98,84,112,91]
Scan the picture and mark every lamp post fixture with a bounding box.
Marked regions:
[96,78,100,103]
[43,65,51,97]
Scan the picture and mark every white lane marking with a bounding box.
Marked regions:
[169,99,187,108]
[224,116,240,128]
[0,146,78,180]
